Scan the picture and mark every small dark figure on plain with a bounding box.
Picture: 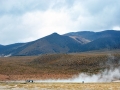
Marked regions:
[26,80,33,83]
[82,81,84,83]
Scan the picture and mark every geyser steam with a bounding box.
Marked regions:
[35,67,120,83]
[36,53,120,83]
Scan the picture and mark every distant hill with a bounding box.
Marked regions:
[65,30,120,51]
[82,36,120,51]
[69,36,90,44]
[64,31,95,40]
[65,30,120,40]
[14,33,82,56]
[0,43,25,56]
[0,33,82,56]
[0,30,120,56]
[0,45,3,48]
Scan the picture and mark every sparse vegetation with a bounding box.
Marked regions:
[0,52,120,80]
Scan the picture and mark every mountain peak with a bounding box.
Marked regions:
[51,32,59,35]
[47,32,60,38]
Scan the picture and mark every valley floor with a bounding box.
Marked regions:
[0,82,120,90]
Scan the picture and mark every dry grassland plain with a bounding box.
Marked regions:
[0,52,120,80]
[0,82,120,90]
[0,52,120,89]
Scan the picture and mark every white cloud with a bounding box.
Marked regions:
[113,26,120,30]
[0,0,120,44]
[20,9,80,42]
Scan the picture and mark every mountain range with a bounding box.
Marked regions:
[0,30,120,56]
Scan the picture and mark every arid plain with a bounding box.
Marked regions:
[0,82,120,90]
[0,51,120,89]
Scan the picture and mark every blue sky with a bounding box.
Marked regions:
[0,0,120,45]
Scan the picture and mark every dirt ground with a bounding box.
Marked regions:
[0,74,73,81]
[0,82,120,90]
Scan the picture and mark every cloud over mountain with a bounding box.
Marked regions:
[0,0,120,45]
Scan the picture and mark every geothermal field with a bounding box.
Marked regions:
[0,52,120,89]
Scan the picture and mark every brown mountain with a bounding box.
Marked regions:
[11,33,82,56]
[1,30,120,56]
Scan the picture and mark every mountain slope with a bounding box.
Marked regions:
[13,33,82,56]
[0,43,25,56]
[82,36,120,51]
[64,31,95,40]
[64,30,120,52]
[0,45,3,48]
[1,30,120,56]
[69,36,90,44]
[65,30,120,40]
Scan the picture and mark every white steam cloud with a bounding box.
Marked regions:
[74,68,120,83]
[35,53,120,83]
[35,67,120,83]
